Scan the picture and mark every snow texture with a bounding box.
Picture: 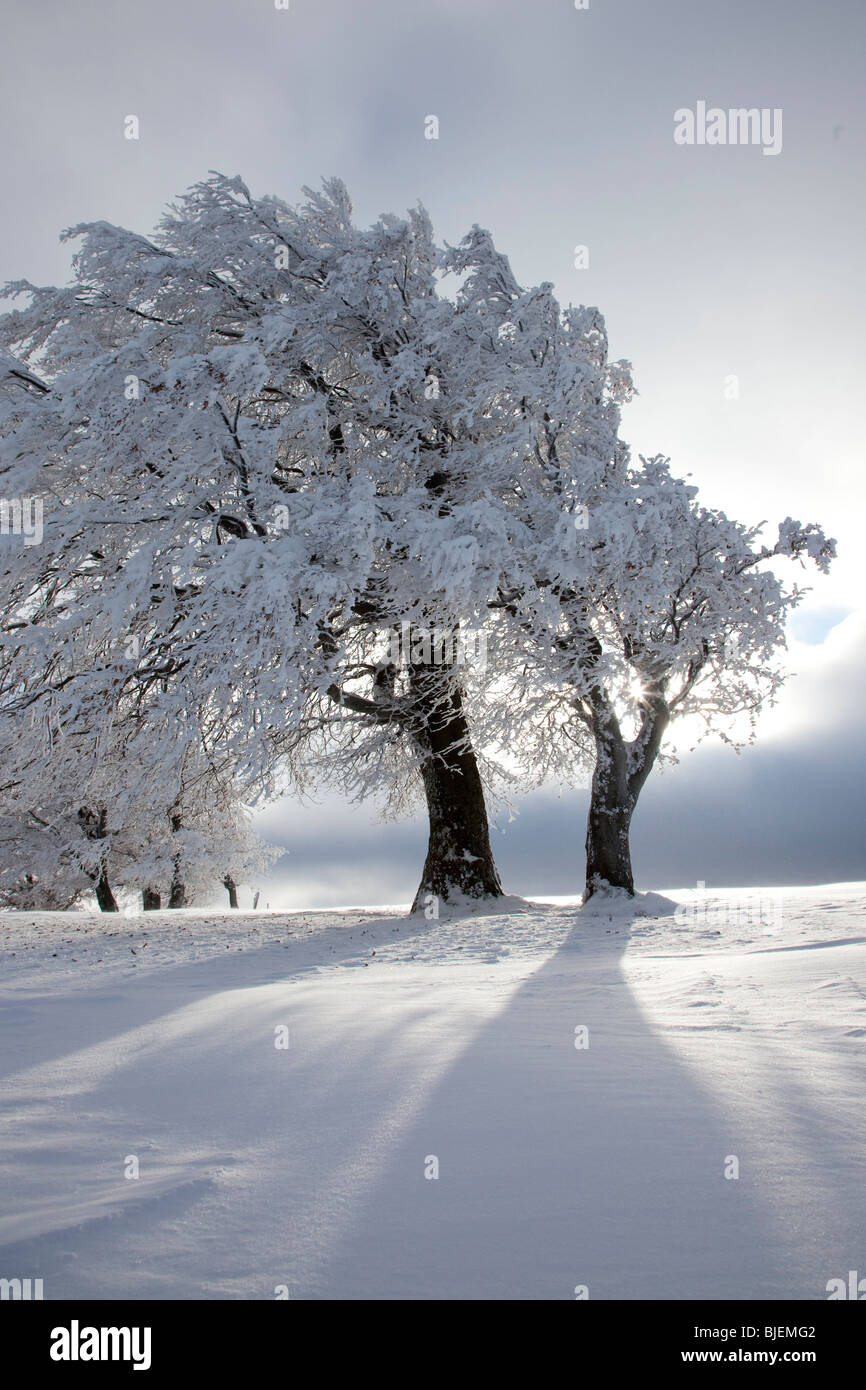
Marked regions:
[1,882,864,1299]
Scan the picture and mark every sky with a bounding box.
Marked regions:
[2,0,863,904]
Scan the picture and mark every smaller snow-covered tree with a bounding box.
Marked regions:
[0,636,277,911]
[503,453,835,897]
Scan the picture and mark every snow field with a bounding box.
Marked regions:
[1,883,864,1299]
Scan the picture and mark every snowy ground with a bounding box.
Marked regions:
[1,882,865,1300]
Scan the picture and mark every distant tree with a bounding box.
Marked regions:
[0,809,89,910]
[0,654,276,911]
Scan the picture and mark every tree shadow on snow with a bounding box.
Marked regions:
[305,894,841,1300]
[0,895,856,1300]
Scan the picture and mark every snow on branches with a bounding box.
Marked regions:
[0,173,835,907]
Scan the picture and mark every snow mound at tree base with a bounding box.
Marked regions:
[407,891,535,919]
[579,887,680,917]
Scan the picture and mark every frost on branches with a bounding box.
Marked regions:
[0,173,835,911]
[496,452,835,897]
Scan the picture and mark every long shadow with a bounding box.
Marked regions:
[1,899,859,1300]
[0,908,441,1084]
[0,908,490,1297]
[308,902,846,1300]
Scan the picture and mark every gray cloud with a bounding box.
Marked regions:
[251,720,866,909]
[252,615,866,907]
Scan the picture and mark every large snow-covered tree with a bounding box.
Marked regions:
[0,174,625,909]
[1,172,831,911]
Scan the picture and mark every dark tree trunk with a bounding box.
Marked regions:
[142,888,161,911]
[223,875,239,909]
[168,812,186,908]
[77,806,119,912]
[168,877,186,909]
[95,868,119,913]
[410,681,503,912]
[585,744,635,898]
[326,631,504,915]
[583,688,669,901]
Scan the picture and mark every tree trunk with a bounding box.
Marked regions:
[585,757,635,898]
[223,875,239,909]
[95,868,119,913]
[583,687,669,901]
[168,812,186,908]
[410,682,503,912]
[142,888,161,911]
[77,806,119,912]
[326,634,504,915]
[168,877,186,909]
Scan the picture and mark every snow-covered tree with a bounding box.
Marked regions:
[0,604,277,912]
[0,174,624,909]
[499,448,835,897]
[266,224,634,907]
[2,171,828,912]
[0,807,90,909]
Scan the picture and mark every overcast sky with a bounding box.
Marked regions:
[3,0,863,904]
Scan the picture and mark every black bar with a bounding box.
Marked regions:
[4,1299,862,1375]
